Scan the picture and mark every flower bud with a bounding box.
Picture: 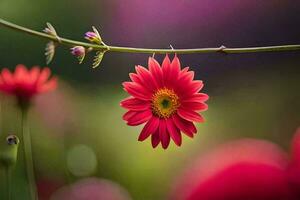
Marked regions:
[70,46,85,64]
[71,46,85,56]
[0,135,20,167]
[85,31,101,44]
[44,27,54,35]
[43,23,58,37]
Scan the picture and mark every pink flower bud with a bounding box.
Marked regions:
[70,46,85,64]
[85,31,101,44]
[71,46,85,57]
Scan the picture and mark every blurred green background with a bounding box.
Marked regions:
[0,0,300,199]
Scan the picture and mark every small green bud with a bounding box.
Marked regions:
[0,135,20,167]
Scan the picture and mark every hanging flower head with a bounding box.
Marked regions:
[0,64,57,106]
[121,55,209,149]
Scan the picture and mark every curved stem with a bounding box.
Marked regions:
[21,107,37,200]
[1,18,300,54]
[5,166,12,200]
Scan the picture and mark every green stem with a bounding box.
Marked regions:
[5,166,11,200]
[1,18,300,54]
[21,107,37,200]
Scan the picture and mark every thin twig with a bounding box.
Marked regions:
[1,18,300,54]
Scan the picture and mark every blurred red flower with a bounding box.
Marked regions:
[0,64,57,103]
[121,55,208,149]
[170,128,300,200]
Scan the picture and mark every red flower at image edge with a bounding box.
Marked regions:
[0,64,57,102]
[170,128,300,200]
[121,55,208,149]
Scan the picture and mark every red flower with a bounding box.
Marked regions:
[170,128,300,200]
[121,55,208,149]
[0,64,57,102]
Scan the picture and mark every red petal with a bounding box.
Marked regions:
[151,130,160,148]
[162,54,171,69]
[175,71,196,96]
[38,78,57,93]
[172,114,197,137]
[183,93,209,103]
[120,97,150,111]
[37,68,51,85]
[148,57,163,87]
[177,81,204,99]
[166,118,182,146]
[122,82,152,100]
[14,64,28,83]
[1,68,14,85]
[159,119,170,149]
[0,76,12,93]
[135,65,157,91]
[123,110,136,121]
[163,55,182,88]
[178,70,194,83]
[171,55,181,72]
[129,73,142,85]
[126,110,152,126]
[162,55,172,87]
[180,67,189,74]
[28,67,40,85]
[188,81,204,94]
[138,116,160,141]
[169,55,181,77]
[178,108,205,123]
[181,102,208,111]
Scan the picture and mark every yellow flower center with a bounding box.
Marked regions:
[152,88,180,118]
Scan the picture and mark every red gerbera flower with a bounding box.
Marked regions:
[121,55,209,149]
[0,64,57,103]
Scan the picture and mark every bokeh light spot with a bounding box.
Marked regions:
[66,144,97,177]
